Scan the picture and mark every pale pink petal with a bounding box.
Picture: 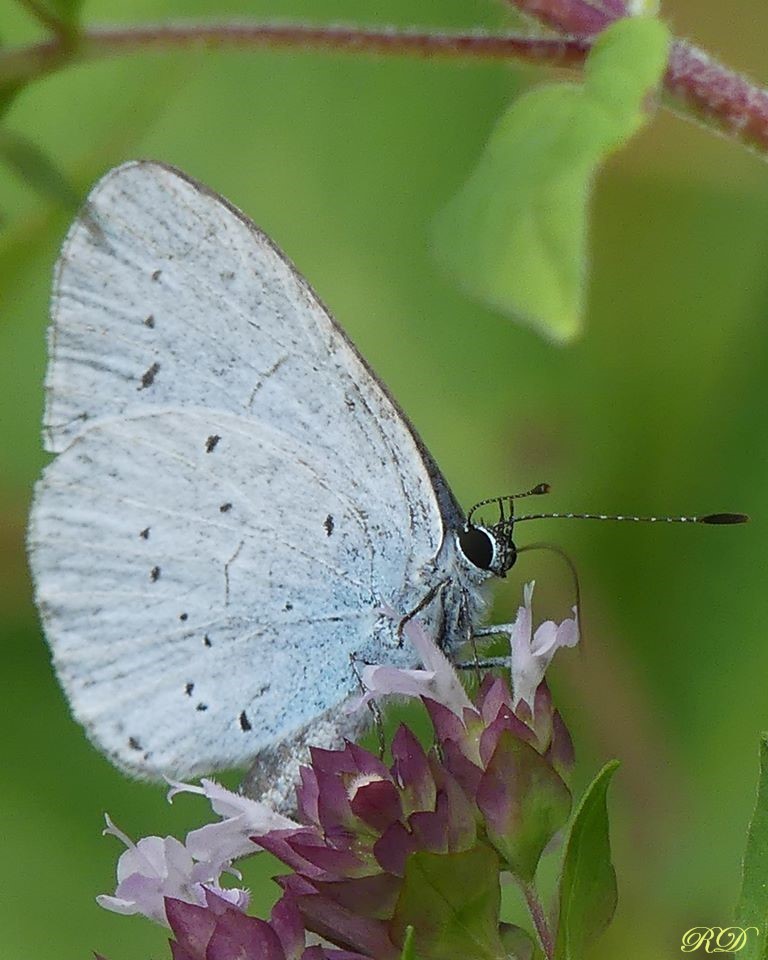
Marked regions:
[359,665,438,702]
[357,606,471,716]
[202,883,250,911]
[95,893,142,917]
[168,777,298,832]
[99,815,249,927]
[186,816,263,864]
[507,583,579,710]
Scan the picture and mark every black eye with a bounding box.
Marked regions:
[458,526,495,570]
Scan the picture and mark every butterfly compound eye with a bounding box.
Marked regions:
[458,526,495,571]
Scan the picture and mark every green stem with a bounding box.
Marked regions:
[15,0,71,37]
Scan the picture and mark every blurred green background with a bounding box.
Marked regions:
[2,1,767,957]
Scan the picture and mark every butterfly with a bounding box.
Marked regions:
[27,161,518,805]
[29,162,747,807]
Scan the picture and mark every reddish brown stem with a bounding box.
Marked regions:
[0,22,589,87]
[1,19,768,161]
[505,0,614,35]
[665,38,768,156]
[523,882,555,959]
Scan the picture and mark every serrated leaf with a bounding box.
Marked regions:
[0,129,81,211]
[734,734,768,960]
[432,16,671,342]
[391,846,507,960]
[555,761,619,960]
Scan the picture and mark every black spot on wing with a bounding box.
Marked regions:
[239,711,252,732]
[205,435,221,453]
[324,515,334,537]
[139,362,160,390]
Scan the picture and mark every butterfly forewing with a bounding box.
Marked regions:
[29,161,455,777]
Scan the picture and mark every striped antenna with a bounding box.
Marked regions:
[467,483,550,525]
[513,511,749,525]
[466,485,748,528]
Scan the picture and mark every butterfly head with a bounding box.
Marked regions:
[457,519,517,578]
[457,484,550,578]
[458,480,749,580]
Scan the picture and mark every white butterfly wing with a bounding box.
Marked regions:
[29,161,461,777]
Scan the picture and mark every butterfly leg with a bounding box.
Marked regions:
[457,622,511,676]
[450,588,482,681]
[396,579,449,648]
[454,656,509,671]
[473,625,507,638]
[349,653,386,758]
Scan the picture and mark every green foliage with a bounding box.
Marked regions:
[47,0,84,22]
[2,2,767,958]
[392,846,507,960]
[735,734,768,960]
[24,0,84,31]
[499,923,536,960]
[0,87,23,121]
[555,761,619,960]
[0,129,81,210]
[478,730,571,883]
[431,16,670,343]
[400,926,418,960]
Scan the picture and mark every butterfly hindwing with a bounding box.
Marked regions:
[30,162,458,777]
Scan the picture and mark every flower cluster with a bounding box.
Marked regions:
[256,672,574,959]
[99,583,580,960]
[166,889,363,960]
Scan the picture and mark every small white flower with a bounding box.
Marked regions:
[351,607,472,715]
[167,777,299,864]
[352,590,577,718]
[507,581,579,710]
[96,815,249,926]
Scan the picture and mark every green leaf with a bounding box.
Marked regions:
[0,129,81,212]
[734,733,768,960]
[0,84,24,122]
[48,0,84,21]
[477,730,571,883]
[20,0,84,30]
[499,923,536,960]
[392,846,507,960]
[431,16,671,343]
[400,926,418,960]
[555,761,619,960]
